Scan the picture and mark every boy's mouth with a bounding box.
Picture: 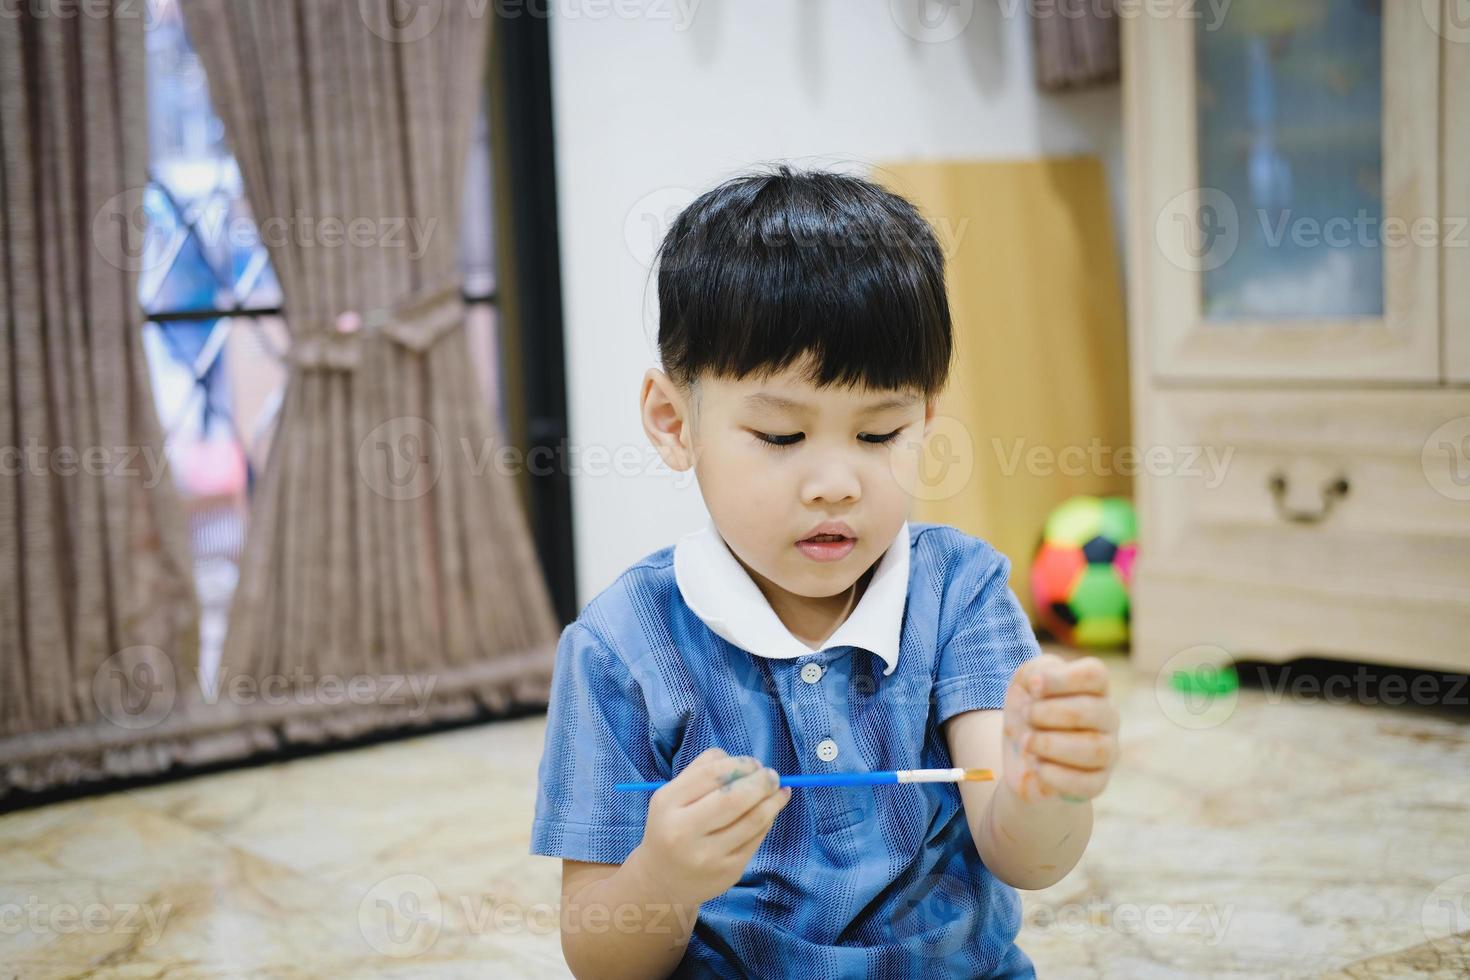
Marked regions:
[796,523,857,562]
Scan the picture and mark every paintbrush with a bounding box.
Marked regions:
[615,767,995,792]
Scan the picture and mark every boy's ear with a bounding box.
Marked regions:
[922,395,939,435]
[641,368,696,471]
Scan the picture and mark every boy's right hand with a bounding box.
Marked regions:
[629,747,792,907]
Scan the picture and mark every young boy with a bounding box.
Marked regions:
[530,165,1119,978]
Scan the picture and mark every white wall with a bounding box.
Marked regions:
[548,0,1124,609]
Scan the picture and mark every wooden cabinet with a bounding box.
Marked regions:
[1123,0,1470,674]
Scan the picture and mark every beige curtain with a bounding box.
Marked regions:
[0,6,199,752]
[178,0,559,740]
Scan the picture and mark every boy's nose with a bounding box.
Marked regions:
[800,459,862,505]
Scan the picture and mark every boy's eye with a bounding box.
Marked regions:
[859,428,905,446]
[753,431,804,448]
[751,428,906,449]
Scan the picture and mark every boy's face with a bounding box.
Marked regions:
[642,354,936,600]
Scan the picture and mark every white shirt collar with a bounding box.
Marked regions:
[673,519,910,676]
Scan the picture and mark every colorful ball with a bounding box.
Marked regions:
[1030,495,1137,649]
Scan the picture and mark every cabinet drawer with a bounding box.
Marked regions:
[1144,389,1470,601]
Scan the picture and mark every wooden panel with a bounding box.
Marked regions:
[873,158,1133,620]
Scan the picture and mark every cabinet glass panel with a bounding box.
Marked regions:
[1195,0,1383,320]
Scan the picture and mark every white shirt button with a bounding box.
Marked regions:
[800,663,824,684]
[816,738,839,762]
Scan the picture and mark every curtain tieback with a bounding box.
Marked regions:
[288,283,465,371]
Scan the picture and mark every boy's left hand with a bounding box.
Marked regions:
[1002,653,1119,805]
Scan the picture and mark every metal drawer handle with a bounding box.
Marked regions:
[1267,471,1350,524]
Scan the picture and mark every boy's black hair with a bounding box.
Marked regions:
[654,164,953,396]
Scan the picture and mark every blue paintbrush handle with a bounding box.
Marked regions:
[779,771,898,788]
[615,771,901,792]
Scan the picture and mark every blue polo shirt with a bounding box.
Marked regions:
[530,520,1039,978]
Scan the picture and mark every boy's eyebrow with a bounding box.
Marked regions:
[742,392,920,414]
[860,394,922,413]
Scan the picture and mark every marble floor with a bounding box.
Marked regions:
[2,651,1468,979]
